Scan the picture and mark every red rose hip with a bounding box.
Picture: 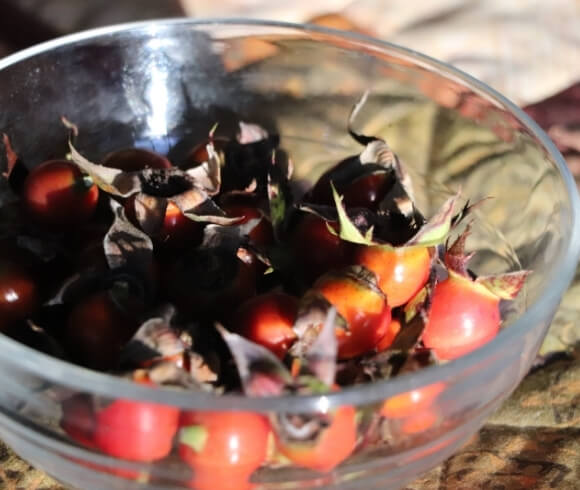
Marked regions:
[23,160,99,226]
[232,292,298,359]
[422,274,500,360]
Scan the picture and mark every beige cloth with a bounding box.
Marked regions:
[181,0,580,106]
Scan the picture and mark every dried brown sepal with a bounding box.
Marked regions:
[237,121,269,145]
[443,223,475,277]
[188,351,219,385]
[60,116,79,137]
[347,90,375,146]
[175,193,241,225]
[67,124,233,224]
[329,184,456,248]
[136,361,203,390]
[120,308,183,366]
[268,150,292,236]
[360,349,407,381]
[236,246,255,265]
[2,133,19,178]
[103,200,154,284]
[1,133,28,194]
[215,324,292,397]
[362,347,438,383]
[218,121,281,193]
[200,219,261,253]
[450,197,491,228]
[68,139,140,197]
[386,270,438,352]
[184,140,221,195]
[330,265,385,297]
[347,91,415,199]
[44,270,106,306]
[11,319,67,359]
[303,307,339,387]
[273,410,332,445]
[133,193,168,236]
[298,202,376,236]
[290,290,348,358]
[405,192,460,247]
[396,348,438,375]
[390,314,427,353]
[357,348,405,383]
[476,270,531,300]
[360,140,416,204]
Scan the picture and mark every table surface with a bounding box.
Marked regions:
[0,2,579,489]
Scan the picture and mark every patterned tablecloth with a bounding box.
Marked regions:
[0,2,579,489]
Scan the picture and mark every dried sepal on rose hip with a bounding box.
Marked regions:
[216,310,357,473]
[219,121,283,195]
[329,183,459,249]
[65,122,239,234]
[165,221,260,320]
[103,199,156,293]
[422,224,530,360]
[2,133,29,195]
[119,305,218,389]
[306,92,417,210]
[294,266,392,359]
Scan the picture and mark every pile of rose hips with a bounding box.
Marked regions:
[0,110,528,488]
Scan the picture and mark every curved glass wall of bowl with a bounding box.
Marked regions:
[0,20,578,490]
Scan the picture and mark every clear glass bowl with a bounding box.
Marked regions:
[0,19,579,490]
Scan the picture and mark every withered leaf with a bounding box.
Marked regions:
[133,193,168,236]
[120,308,183,366]
[347,91,415,199]
[397,349,438,375]
[216,323,292,397]
[184,140,221,195]
[291,290,348,359]
[66,121,225,212]
[403,192,460,247]
[237,121,269,145]
[200,219,260,253]
[273,411,332,444]
[2,133,20,178]
[476,270,531,300]
[221,122,280,194]
[104,200,154,283]
[44,270,106,307]
[7,320,67,359]
[450,198,490,228]
[391,314,427,353]
[347,90,375,146]
[2,133,28,194]
[360,139,415,203]
[268,150,293,237]
[143,360,203,390]
[171,190,241,225]
[304,307,338,387]
[188,351,219,385]
[361,349,407,381]
[444,223,475,277]
[69,139,140,197]
[331,265,385,297]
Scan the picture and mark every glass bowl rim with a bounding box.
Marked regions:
[0,17,578,412]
